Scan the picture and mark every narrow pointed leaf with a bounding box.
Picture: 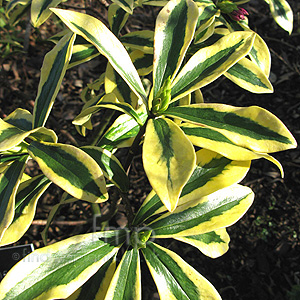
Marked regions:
[0,175,51,246]
[194,0,219,38]
[33,32,76,128]
[221,19,271,76]
[268,0,293,34]
[111,0,134,14]
[4,108,57,143]
[225,57,273,93]
[249,33,271,76]
[81,146,129,192]
[120,30,154,54]
[194,21,215,44]
[142,242,222,300]
[66,256,116,300]
[105,63,139,109]
[4,108,33,131]
[0,117,57,151]
[31,0,63,27]
[98,109,148,151]
[0,230,126,300]
[149,184,254,238]
[27,141,108,203]
[175,228,230,258]
[143,118,196,212]
[131,50,153,76]
[181,123,285,175]
[29,127,58,143]
[191,89,204,104]
[153,0,199,98]
[141,0,168,6]
[0,154,27,165]
[5,0,30,16]
[7,2,30,26]
[73,93,143,126]
[68,43,99,69]
[108,3,129,36]
[51,8,147,102]
[180,122,269,160]
[0,155,28,241]
[163,104,297,153]
[171,31,255,101]
[104,248,141,300]
[0,119,30,151]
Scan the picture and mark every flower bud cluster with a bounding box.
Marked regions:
[216,0,249,21]
[230,7,249,21]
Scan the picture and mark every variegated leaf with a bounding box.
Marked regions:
[97,108,148,151]
[74,93,143,126]
[130,50,153,76]
[0,231,126,300]
[221,18,271,76]
[27,141,108,203]
[0,119,31,152]
[108,3,129,36]
[225,57,273,93]
[33,32,75,128]
[66,256,116,300]
[0,175,51,246]
[153,0,199,98]
[194,20,215,44]
[31,0,63,27]
[149,184,254,238]
[81,146,129,192]
[163,104,297,153]
[142,242,222,299]
[7,2,30,26]
[104,248,141,300]
[51,8,147,103]
[140,0,168,6]
[143,118,196,212]
[180,122,285,175]
[175,228,230,258]
[194,0,219,37]
[268,0,293,34]
[0,155,28,241]
[191,88,204,104]
[120,30,154,54]
[105,63,139,109]
[0,109,57,150]
[111,0,134,14]
[171,31,255,101]
[134,148,250,225]
[4,108,32,131]
[68,43,99,69]
[5,0,30,16]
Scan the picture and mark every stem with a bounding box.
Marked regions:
[124,117,149,172]
[92,110,116,146]
[94,188,121,226]
[91,203,101,215]
[121,117,150,227]
[121,192,134,228]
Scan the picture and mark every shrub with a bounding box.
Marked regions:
[0,0,296,299]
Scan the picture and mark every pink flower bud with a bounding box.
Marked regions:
[230,6,249,21]
[237,7,249,16]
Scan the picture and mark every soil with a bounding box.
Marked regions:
[0,1,299,299]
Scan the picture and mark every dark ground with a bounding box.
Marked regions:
[0,0,300,299]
